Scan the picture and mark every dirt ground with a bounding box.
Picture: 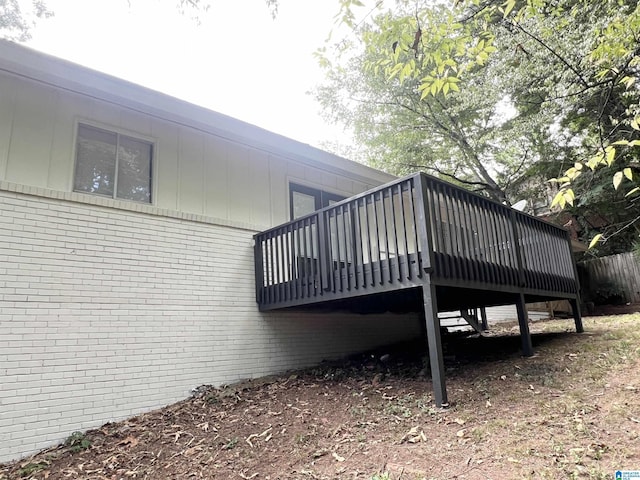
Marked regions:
[2,313,640,480]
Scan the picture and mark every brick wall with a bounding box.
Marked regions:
[0,188,420,461]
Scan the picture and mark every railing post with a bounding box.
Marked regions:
[414,174,434,274]
[253,236,263,305]
[516,292,533,356]
[566,230,584,333]
[422,277,447,407]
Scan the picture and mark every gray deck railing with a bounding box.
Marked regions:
[254,173,578,311]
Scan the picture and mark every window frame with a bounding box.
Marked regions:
[289,182,346,220]
[72,121,155,204]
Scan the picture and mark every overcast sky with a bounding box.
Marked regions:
[19,0,353,150]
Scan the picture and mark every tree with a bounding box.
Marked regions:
[316,4,558,205]
[0,0,52,40]
[0,0,279,40]
[324,0,640,253]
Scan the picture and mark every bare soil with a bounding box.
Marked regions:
[2,314,640,480]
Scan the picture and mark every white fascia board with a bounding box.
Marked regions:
[0,40,396,186]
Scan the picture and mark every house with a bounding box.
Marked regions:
[0,40,582,463]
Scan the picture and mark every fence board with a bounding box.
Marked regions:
[579,252,640,303]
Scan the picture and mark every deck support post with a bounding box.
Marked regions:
[569,298,584,333]
[422,279,448,407]
[516,293,533,357]
[479,307,488,331]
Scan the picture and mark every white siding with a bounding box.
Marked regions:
[0,71,386,229]
[0,188,421,462]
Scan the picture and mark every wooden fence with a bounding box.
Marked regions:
[578,252,640,304]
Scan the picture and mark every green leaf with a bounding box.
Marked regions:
[605,146,616,166]
[613,171,623,189]
[503,0,516,18]
[588,234,603,249]
[623,168,633,180]
[565,189,575,205]
[551,191,566,209]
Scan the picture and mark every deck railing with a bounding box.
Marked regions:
[420,175,577,294]
[255,173,578,310]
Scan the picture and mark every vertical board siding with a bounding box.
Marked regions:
[0,71,381,228]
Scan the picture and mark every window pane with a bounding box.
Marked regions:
[292,191,317,219]
[74,124,117,197]
[117,136,152,203]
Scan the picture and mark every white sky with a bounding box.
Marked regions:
[19,0,353,150]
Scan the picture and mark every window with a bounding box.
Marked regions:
[74,123,153,203]
[289,183,345,219]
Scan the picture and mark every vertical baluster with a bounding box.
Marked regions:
[545,223,560,292]
[399,181,411,281]
[280,229,286,301]
[445,186,461,280]
[454,190,470,281]
[557,231,571,291]
[301,219,309,298]
[539,222,550,291]
[353,199,364,289]
[380,188,392,283]
[490,205,507,285]
[459,191,476,282]
[333,207,343,293]
[325,210,335,293]
[485,202,498,285]
[506,211,520,287]
[294,222,302,299]
[341,204,352,291]
[285,225,291,302]
[391,184,402,282]
[363,195,375,286]
[274,231,280,303]
[466,198,479,282]
[471,197,488,284]
[309,216,318,298]
[373,191,383,285]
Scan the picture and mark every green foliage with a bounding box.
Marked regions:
[17,461,49,477]
[324,0,640,253]
[370,473,391,480]
[317,3,558,204]
[65,431,91,452]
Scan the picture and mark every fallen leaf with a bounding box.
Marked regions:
[456,429,466,438]
[332,452,345,462]
[239,473,258,479]
[453,418,466,425]
[118,436,139,448]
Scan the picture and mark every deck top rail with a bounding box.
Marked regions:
[255,173,578,311]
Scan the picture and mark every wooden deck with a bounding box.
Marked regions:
[254,173,583,406]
